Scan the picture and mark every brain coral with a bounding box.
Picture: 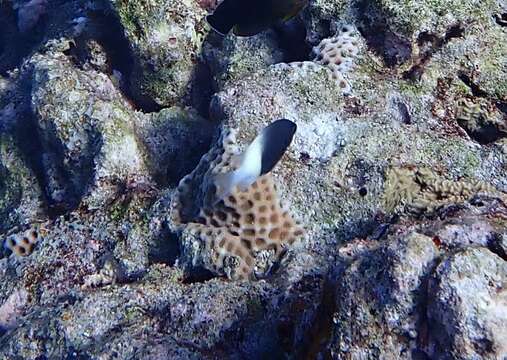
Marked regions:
[383,165,507,215]
[170,128,304,280]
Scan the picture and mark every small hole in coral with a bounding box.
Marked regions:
[230,230,240,236]
[243,229,256,237]
[218,238,226,248]
[269,228,280,240]
[241,239,253,250]
[266,195,273,201]
[259,228,267,235]
[18,246,26,255]
[335,58,342,65]
[22,237,30,245]
[259,205,268,213]
[280,231,288,241]
[270,214,279,223]
[255,238,267,247]
[260,178,268,185]
[245,213,255,224]
[228,195,237,204]
[287,237,296,245]
[252,182,259,189]
[31,231,38,239]
[210,219,220,227]
[359,187,368,197]
[241,200,254,211]
[339,81,347,88]
[216,211,227,222]
[8,238,17,247]
[259,217,267,225]
[294,230,304,237]
[232,221,241,228]
[253,192,262,201]
[283,221,292,229]
[226,242,234,252]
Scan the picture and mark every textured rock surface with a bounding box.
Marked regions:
[0,0,506,357]
[428,247,507,360]
[112,0,209,108]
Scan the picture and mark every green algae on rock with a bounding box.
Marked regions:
[112,0,208,108]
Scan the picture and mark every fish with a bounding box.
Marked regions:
[214,119,297,201]
[206,0,309,37]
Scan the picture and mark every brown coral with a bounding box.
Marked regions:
[4,227,43,257]
[383,165,507,214]
[170,128,304,280]
[311,24,361,92]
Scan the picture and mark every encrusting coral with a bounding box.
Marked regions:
[3,226,44,257]
[383,165,507,215]
[276,24,361,93]
[311,24,361,89]
[170,128,304,280]
[455,98,507,144]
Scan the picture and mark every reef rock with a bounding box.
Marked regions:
[112,0,208,108]
[0,0,506,358]
[428,247,507,359]
[328,206,507,359]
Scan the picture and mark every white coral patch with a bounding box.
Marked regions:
[0,289,28,330]
[294,113,344,161]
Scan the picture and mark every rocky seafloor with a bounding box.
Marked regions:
[0,0,506,358]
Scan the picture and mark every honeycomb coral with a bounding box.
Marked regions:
[383,166,507,214]
[274,25,361,93]
[311,25,361,92]
[3,227,43,257]
[170,128,304,280]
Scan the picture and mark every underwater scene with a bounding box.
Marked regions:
[0,0,506,358]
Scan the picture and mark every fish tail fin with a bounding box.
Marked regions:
[206,0,237,35]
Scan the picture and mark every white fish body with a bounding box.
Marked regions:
[214,131,264,200]
[213,119,297,202]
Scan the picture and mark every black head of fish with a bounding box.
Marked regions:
[259,119,297,175]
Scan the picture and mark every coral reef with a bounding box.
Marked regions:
[456,98,507,144]
[383,165,506,215]
[0,0,506,357]
[3,226,44,257]
[170,128,304,280]
[310,24,361,91]
[0,289,28,332]
[113,0,208,108]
